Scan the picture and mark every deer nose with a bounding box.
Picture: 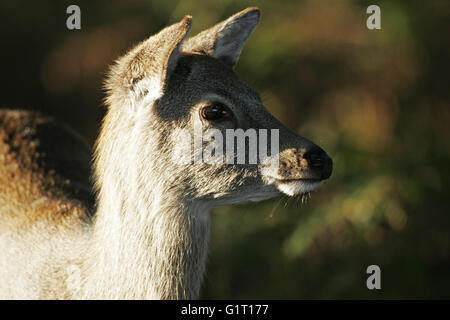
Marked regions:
[304,147,333,180]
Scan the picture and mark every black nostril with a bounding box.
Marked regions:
[305,148,325,169]
[304,147,333,180]
[308,152,325,169]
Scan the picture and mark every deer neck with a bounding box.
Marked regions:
[83,111,211,299]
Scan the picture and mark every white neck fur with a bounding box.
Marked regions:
[80,109,211,299]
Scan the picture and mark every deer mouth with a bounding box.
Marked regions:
[274,178,321,184]
[269,177,322,196]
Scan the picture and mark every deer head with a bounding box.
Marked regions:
[99,7,332,209]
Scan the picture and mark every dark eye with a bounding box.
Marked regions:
[200,103,232,121]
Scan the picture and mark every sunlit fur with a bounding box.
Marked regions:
[0,8,328,299]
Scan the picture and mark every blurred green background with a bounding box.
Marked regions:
[1,0,449,298]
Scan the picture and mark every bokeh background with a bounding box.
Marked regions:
[1,0,449,298]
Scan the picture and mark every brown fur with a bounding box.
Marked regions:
[0,110,94,231]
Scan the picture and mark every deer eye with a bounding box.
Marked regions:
[200,103,232,121]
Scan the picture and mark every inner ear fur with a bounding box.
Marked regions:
[105,16,192,101]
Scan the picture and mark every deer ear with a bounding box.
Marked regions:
[183,7,260,67]
[106,16,192,101]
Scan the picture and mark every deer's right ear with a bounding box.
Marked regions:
[183,7,260,67]
[105,16,192,104]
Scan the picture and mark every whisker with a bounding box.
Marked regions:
[266,197,283,220]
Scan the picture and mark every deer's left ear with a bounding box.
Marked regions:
[105,16,192,103]
[183,7,260,67]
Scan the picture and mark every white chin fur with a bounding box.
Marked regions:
[276,180,322,196]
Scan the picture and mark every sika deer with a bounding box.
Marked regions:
[0,7,332,299]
